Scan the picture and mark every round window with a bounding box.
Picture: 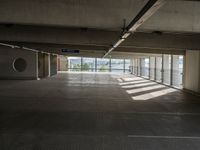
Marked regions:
[13,58,27,72]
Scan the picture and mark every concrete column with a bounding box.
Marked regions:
[36,52,39,80]
[38,52,49,78]
[50,54,57,76]
[44,53,49,77]
[59,55,68,71]
[48,53,51,77]
[184,50,200,93]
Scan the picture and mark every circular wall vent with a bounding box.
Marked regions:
[13,58,27,72]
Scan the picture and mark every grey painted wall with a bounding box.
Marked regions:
[0,46,37,79]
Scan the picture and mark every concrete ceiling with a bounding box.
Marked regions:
[0,0,199,32]
[141,1,200,33]
[0,0,200,56]
[0,0,148,31]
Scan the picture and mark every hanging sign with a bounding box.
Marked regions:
[61,49,80,53]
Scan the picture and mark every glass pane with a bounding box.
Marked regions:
[138,59,141,76]
[135,59,138,75]
[150,57,155,80]
[141,58,149,78]
[156,56,162,82]
[82,57,95,72]
[172,55,183,88]
[97,58,110,72]
[163,55,171,85]
[68,57,81,71]
[111,59,124,73]
[125,59,131,73]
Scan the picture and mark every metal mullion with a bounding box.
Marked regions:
[170,55,173,86]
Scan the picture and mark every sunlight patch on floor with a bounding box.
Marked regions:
[117,78,123,82]
[119,79,149,86]
[121,77,143,82]
[132,88,177,101]
[122,82,157,89]
[126,84,166,94]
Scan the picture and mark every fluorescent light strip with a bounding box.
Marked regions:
[132,88,177,101]
[121,32,131,39]
[113,39,125,48]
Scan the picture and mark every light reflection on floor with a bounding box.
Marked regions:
[118,76,178,101]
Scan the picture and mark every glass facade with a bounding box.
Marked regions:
[125,59,131,73]
[66,55,184,89]
[111,59,124,73]
[66,57,131,73]
[172,55,183,88]
[141,58,149,78]
[97,58,110,72]
[156,56,162,82]
[132,54,184,89]
[150,57,155,80]
[82,57,95,72]
[68,57,81,71]
[163,55,171,85]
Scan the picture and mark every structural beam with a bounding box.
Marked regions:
[103,0,166,58]
[0,41,185,57]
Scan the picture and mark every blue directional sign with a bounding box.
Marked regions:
[61,49,80,53]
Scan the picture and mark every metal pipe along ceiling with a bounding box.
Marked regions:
[103,0,166,58]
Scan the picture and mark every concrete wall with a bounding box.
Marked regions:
[184,50,200,93]
[50,55,57,76]
[0,46,38,79]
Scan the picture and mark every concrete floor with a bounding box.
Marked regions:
[1,72,200,150]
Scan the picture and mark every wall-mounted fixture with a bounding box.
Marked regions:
[13,58,27,72]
